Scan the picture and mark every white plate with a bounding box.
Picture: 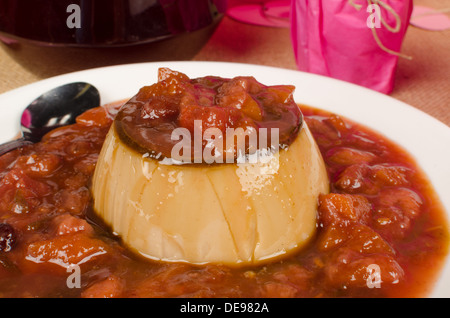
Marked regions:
[0,61,449,297]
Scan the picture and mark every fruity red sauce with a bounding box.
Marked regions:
[115,69,302,161]
[0,100,448,298]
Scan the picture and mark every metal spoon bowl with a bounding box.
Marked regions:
[0,82,100,156]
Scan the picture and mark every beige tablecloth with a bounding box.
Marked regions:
[0,0,448,126]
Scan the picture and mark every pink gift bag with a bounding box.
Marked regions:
[290,0,413,94]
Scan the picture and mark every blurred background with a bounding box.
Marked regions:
[0,0,448,125]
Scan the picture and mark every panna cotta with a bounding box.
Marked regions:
[91,68,329,265]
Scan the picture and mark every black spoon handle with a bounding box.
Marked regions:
[0,137,33,156]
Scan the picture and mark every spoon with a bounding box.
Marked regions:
[0,82,100,156]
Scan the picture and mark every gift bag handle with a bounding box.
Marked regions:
[349,0,412,59]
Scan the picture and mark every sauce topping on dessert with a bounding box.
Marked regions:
[115,68,302,162]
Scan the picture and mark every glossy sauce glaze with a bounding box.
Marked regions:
[0,100,448,298]
[115,68,302,162]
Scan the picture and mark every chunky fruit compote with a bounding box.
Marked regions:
[115,68,302,162]
[0,71,448,298]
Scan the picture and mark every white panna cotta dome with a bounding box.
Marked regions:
[91,69,329,266]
